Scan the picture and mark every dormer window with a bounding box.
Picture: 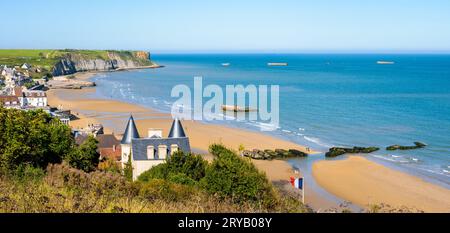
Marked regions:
[147,146,155,159]
[158,145,168,160]
[170,144,179,155]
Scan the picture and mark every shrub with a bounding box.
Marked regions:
[123,155,133,181]
[137,163,169,182]
[167,151,207,181]
[64,136,99,172]
[137,151,207,184]
[168,173,197,186]
[45,163,133,197]
[0,108,74,170]
[12,163,45,182]
[201,144,278,208]
[98,158,122,174]
[138,179,196,202]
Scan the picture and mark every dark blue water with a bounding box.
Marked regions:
[92,54,450,186]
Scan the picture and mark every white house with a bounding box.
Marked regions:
[21,63,32,70]
[120,116,191,180]
[0,96,21,109]
[20,90,48,107]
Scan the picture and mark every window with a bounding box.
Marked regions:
[158,145,168,160]
[170,144,179,155]
[147,146,154,160]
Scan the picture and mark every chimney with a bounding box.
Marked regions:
[148,128,163,138]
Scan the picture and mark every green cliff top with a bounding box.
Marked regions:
[0,49,151,70]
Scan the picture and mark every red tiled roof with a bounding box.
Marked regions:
[0,96,20,105]
[99,147,122,161]
[97,134,121,149]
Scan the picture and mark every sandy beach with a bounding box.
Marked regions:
[313,156,450,212]
[47,72,450,213]
[47,72,345,210]
[47,75,313,181]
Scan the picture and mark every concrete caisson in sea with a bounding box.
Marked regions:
[267,62,288,66]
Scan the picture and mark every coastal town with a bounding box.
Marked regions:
[0,64,72,123]
[0,62,193,181]
[1,2,450,231]
[2,54,450,214]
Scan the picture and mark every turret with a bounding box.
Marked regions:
[121,115,140,144]
[168,118,187,138]
[121,115,140,167]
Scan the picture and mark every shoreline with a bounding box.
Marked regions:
[47,71,344,211]
[313,156,450,212]
[47,70,450,212]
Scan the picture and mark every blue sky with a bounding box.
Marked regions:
[1,0,450,53]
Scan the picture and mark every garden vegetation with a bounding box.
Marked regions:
[0,107,308,213]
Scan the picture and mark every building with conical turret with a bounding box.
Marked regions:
[120,116,191,180]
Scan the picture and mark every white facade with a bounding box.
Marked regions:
[132,160,165,181]
[21,91,48,107]
[121,142,165,181]
[121,144,131,166]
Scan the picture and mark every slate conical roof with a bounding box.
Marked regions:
[168,118,187,138]
[121,115,140,144]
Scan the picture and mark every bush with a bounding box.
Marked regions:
[98,158,122,174]
[137,151,207,184]
[123,155,133,181]
[201,144,278,208]
[137,163,169,182]
[0,108,74,170]
[167,151,207,181]
[168,173,197,186]
[12,164,45,182]
[45,163,133,197]
[64,136,99,172]
[138,179,196,202]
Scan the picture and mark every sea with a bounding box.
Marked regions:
[91,54,450,189]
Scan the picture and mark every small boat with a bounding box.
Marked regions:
[221,63,230,67]
[268,62,288,66]
[221,105,257,112]
[377,61,395,65]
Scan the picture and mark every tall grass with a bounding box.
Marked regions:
[0,163,309,213]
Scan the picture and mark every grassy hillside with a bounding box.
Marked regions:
[0,49,60,70]
[0,49,152,71]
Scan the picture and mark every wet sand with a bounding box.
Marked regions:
[313,156,450,213]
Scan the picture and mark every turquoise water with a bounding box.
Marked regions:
[92,54,450,187]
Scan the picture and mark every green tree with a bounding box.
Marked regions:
[0,108,73,170]
[65,136,99,172]
[201,144,277,207]
[123,155,133,181]
[137,151,207,184]
[167,151,207,181]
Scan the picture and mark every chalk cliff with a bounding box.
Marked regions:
[52,51,155,76]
